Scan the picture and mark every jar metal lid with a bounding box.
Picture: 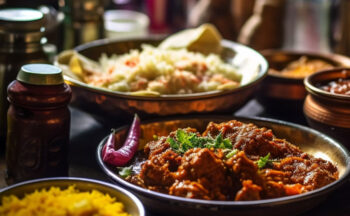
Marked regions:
[0,8,43,22]
[17,64,64,85]
[0,8,46,44]
[0,8,45,33]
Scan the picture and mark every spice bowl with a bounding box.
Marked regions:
[304,68,350,147]
[257,50,350,116]
[0,177,145,216]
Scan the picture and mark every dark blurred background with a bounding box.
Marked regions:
[1,0,348,56]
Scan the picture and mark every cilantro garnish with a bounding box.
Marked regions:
[257,153,272,169]
[118,166,133,178]
[166,129,234,154]
[226,149,238,159]
[215,133,233,149]
[167,137,179,151]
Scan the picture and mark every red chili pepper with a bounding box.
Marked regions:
[102,114,141,166]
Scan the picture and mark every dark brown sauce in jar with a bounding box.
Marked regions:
[5,64,71,185]
[321,79,350,95]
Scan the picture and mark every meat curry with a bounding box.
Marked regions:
[123,120,338,201]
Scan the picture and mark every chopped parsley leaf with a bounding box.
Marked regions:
[226,149,238,159]
[166,129,233,154]
[118,166,133,178]
[257,153,271,169]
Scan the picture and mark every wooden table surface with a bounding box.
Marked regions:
[1,99,349,216]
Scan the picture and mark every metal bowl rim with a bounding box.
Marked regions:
[304,67,350,100]
[0,177,145,216]
[62,37,268,101]
[96,115,350,207]
[261,49,350,81]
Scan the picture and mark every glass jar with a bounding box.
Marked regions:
[0,8,49,150]
[283,0,331,52]
[61,0,105,49]
[5,64,71,185]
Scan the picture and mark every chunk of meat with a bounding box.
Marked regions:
[169,180,210,200]
[276,156,338,190]
[262,169,290,184]
[174,148,232,200]
[263,181,286,198]
[178,148,227,187]
[153,149,182,172]
[139,150,179,189]
[235,180,262,201]
[144,137,171,158]
[203,120,303,158]
[284,184,304,196]
[227,151,263,186]
[140,159,174,188]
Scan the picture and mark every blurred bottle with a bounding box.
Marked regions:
[187,0,256,41]
[0,2,64,55]
[110,0,142,10]
[104,9,149,39]
[0,8,49,151]
[231,0,256,39]
[0,0,58,9]
[61,0,105,49]
[146,0,170,34]
[334,0,350,56]
[237,0,286,51]
[166,0,187,32]
[39,5,65,54]
[145,0,189,34]
[188,0,235,40]
[283,0,331,52]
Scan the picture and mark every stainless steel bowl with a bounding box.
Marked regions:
[96,116,350,216]
[57,37,268,125]
[0,177,145,216]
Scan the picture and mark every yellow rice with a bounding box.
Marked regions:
[0,185,130,216]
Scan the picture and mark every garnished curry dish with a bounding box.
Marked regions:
[120,120,338,201]
[269,56,333,78]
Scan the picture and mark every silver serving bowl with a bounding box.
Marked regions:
[96,116,350,216]
[0,177,145,216]
[57,37,268,125]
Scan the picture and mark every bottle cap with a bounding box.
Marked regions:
[17,64,64,85]
[0,8,45,33]
[0,8,45,43]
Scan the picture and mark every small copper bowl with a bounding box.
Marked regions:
[304,68,350,146]
[257,50,350,115]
